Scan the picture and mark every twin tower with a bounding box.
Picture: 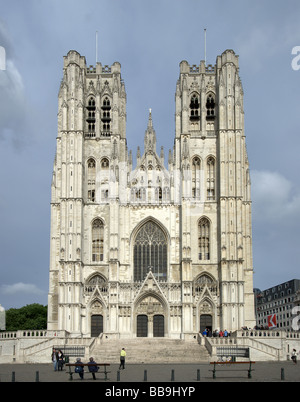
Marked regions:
[47,49,256,338]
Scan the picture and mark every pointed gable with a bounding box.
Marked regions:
[129,109,170,204]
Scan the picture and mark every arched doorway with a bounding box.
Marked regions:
[200,314,212,333]
[137,315,148,337]
[135,292,167,337]
[91,314,103,337]
[153,314,164,337]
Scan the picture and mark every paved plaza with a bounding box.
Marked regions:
[0,361,299,383]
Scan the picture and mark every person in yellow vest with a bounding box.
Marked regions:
[119,347,126,370]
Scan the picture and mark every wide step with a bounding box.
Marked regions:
[91,338,210,364]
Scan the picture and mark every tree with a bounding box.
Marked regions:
[5,304,47,331]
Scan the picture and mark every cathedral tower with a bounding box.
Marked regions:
[173,50,254,333]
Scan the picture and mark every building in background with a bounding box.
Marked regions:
[47,49,256,338]
[255,279,300,331]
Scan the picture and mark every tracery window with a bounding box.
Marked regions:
[85,274,108,294]
[190,93,200,121]
[92,219,104,262]
[163,187,170,201]
[101,158,109,169]
[194,274,218,295]
[88,158,96,171]
[86,97,96,133]
[87,158,96,202]
[134,221,168,282]
[192,157,201,199]
[198,217,210,260]
[206,93,215,120]
[207,157,215,200]
[101,97,111,134]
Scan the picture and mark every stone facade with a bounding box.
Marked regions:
[47,49,256,338]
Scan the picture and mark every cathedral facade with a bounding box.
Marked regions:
[47,49,256,338]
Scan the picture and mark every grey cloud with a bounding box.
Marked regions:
[1,282,44,296]
[251,170,300,225]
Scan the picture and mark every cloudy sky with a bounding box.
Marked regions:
[0,0,299,309]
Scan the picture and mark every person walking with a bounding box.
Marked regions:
[119,348,126,370]
[57,349,64,371]
[292,349,297,364]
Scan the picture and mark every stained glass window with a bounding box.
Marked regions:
[92,219,104,262]
[198,217,210,260]
[134,221,167,282]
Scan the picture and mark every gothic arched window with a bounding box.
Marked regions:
[194,274,218,295]
[86,97,96,133]
[192,156,201,199]
[92,219,104,262]
[101,158,109,169]
[101,96,111,134]
[198,217,210,260]
[206,93,215,120]
[134,221,168,282]
[190,93,200,121]
[85,274,108,294]
[207,156,215,200]
[88,158,96,170]
[87,158,96,202]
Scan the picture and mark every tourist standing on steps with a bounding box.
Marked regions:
[119,348,126,370]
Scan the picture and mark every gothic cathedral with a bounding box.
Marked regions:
[47,49,256,338]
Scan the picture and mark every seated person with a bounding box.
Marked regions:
[87,357,98,380]
[75,358,84,380]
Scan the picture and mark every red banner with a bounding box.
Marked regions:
[267,314,277,328]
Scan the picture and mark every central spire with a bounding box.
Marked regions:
[144,108,156,152]
[147,108,153,128]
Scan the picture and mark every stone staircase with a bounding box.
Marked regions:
[90,338,210,364]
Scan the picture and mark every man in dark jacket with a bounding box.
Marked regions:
[75,358,84,379]
[87,357,98,380]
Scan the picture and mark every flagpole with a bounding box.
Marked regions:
[96,31,98,64]
[204,28,206,66]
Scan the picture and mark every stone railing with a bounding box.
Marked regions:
[200,329,295,344]
[0,330,69,340]
[237,330,300,339]
[199,330,300,361]
[285,331,300,339]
